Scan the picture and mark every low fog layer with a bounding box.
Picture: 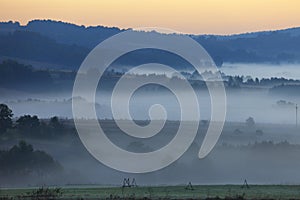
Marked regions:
[1,88,300,124]
[1,63,300,187]
[1,120,300,187]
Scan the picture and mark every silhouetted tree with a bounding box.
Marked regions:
[49,116,62,129]
[246,117,255,127]
[0,104,13,134]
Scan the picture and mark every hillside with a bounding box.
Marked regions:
[0,20,300,70]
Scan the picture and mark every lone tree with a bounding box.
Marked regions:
[246,117,255,127]
[49,116,62,130]
[0,104,13,134]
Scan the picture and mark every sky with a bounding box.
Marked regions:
[1,0,300,35]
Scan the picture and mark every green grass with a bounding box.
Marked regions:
[1,185,300,199]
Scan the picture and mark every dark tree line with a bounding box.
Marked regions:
[225,75,300,88]
[0,104,72,138]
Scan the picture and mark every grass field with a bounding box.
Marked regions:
[1,185,300,199]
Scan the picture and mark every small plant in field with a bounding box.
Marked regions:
[147,187,153,199]
[22,187,62,200]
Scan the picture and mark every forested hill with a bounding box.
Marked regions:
[0,20,300,70]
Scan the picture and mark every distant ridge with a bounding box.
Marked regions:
[197,26,300,40]
[2,19,300,38]
[0,19,300,70]
[0,19,124,48]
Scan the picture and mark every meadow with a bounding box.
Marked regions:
[1,185,300,199]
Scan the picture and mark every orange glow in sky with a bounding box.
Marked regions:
[1,0,300,35]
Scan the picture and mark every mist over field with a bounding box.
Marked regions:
[1,119,300,187]
[1,62,300,187]
[1,20,300,189]
[1,83,300,124]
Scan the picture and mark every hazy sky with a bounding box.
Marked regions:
[1,0,300,35]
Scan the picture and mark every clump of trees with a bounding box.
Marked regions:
[0,104,66,185]
[16,115,41,134]
[0,140,63,176]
